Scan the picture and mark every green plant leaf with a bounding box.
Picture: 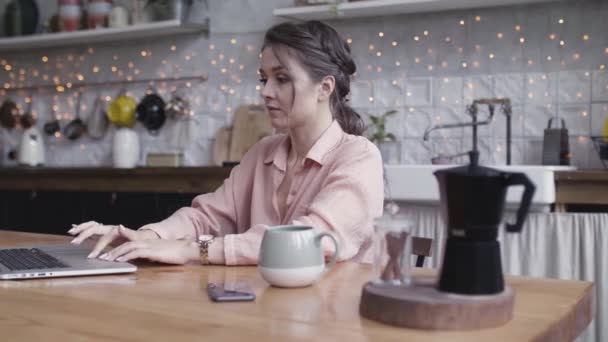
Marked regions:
[386,133,396,141]
[369,115,379,125]
[383,110,398,117]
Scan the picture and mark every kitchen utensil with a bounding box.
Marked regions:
[165,88,191,119]
[136,88,166,134]
[108,90,137,128]
[0,98,19,129]
[63,91,87,140]
[591,136,608,169]
[86,93,109,139]
[4,0,39,36]
[19,95,35,129]
[211,126,232,166]
[541,117,570,166]
[434,150,535,295]
[17,126,45,166]
[43,96,61,136]
[227,105,273,162]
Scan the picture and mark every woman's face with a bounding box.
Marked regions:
[259,46,320,130]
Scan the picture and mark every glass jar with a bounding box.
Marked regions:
[371,214,413,286]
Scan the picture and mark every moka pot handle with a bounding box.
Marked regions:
[504,172,536,233]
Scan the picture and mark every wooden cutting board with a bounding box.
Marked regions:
[212,126,232,166]
[228,105,273,162]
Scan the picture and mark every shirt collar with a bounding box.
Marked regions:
[264,120,344,169]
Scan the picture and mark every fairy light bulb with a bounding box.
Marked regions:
[497,32,504,39]
[378,32,384,37]
[391,41,398,47]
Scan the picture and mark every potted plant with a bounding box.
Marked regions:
[368,109,400,164]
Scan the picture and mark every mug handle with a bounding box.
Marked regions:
[314,232,339,270]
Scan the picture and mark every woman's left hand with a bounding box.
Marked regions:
[99,228,197,265]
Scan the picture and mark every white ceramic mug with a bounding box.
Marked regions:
[258,225,339,288]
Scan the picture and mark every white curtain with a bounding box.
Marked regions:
[400,205,606,342]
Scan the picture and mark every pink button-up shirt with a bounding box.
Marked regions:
[140,120,384,265]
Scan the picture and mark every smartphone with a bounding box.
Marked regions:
[207,282,256,302]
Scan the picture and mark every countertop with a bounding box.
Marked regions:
[0,166,232,193]
[555,169,608,205]
[0,230,595,341]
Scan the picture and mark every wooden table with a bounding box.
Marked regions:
[0,231,595,341]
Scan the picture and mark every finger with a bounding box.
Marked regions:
[117,225,140,241]
[116,249,150,262]
[70,223,107,245]
[102,241,146,261]
[68,221,99,235]
[88,228,120,258]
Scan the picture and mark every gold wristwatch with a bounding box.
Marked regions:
[197,235,215,265]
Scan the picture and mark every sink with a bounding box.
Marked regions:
[385,164,576,211]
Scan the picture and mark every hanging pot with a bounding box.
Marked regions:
[0,99,18,129]
[4,0,39,37]
[87,93,109,139]
[108,89,137,128]
[136,88,166,134]
[63,91,87,140]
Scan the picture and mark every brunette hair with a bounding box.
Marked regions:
[262,20,365,136]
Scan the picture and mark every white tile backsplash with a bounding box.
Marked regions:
[404,78,433,106]
[0,1,606,168]
[558,70,592,104]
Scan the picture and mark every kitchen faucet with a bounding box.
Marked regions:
[423,98,513,165]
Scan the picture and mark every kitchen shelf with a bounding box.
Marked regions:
[0,19,208,53]
[274,0,558,21]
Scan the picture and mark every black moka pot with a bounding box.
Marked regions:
[434,150,536,295]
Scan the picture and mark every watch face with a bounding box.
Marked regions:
[198,235,213,243]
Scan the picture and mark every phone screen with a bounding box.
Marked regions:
[207,282,256,302]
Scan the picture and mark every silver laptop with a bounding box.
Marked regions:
[0,243,137,280]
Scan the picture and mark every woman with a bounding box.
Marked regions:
[69,21,384,265]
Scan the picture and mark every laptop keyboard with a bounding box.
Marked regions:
[0,248,70,271]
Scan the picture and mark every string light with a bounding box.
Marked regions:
[391,41,398,46]
[347,38,353,44]
[378,32,384,37]
[497,32,504,39]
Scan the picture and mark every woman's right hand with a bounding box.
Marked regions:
[68,221,160,259]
